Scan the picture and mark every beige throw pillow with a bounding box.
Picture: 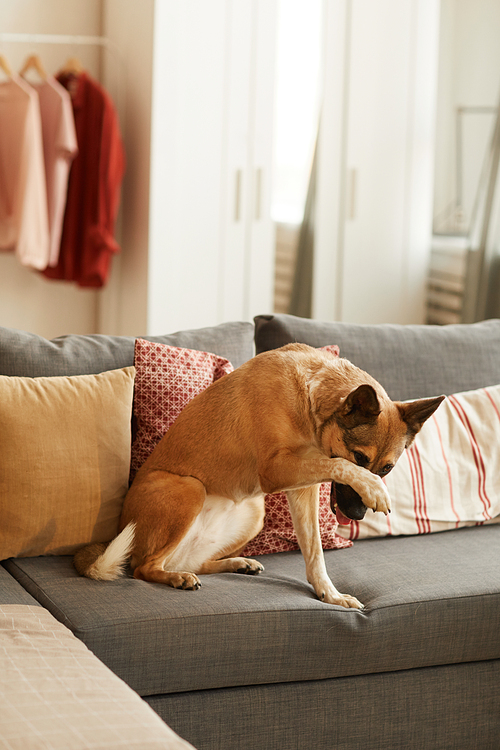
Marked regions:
[0,367,135,559]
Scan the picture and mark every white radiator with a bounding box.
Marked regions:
[426,235,469,325]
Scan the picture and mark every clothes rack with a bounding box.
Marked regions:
[0,33,115,50]
[0,29,125,287]
[0,31,123,123]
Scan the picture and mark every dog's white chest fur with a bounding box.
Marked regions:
[164,494,264,573]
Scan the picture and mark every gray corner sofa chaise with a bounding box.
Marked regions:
[1,313,499,750]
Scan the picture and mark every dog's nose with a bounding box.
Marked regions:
[330,482,368,521]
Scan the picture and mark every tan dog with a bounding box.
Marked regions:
[75,344,443,609]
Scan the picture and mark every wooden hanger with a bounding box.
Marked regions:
[58,57,84,76]
[20,54,47,80]
[0,54,12,77]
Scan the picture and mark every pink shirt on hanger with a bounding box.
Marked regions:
[30,76,78,267]
[0,74,49,269]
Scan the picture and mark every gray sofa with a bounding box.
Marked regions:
[1,313,499,750]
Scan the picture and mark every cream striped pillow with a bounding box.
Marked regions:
[336,384,500,541]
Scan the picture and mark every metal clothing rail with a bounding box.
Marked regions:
[0,32,113,48]
[0,31,123,112]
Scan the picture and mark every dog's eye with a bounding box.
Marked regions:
[353,451,369,467]
[378,464,394,477]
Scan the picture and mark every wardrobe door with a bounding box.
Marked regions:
[342,0,415,324]
[314,0,439,326]
[245,0,278,321]
[221,0,277,323]
[148,0,228,333]
[148,0,277,334]
[219,0,253,322]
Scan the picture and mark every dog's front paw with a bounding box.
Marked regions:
[320,589,364,609]
[334,593,364,609]
[361,473,391,515]
[313,579,364,609]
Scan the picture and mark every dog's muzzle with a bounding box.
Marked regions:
[330,482,368,525]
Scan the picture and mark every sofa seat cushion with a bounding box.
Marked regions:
[5,525,500,697]
[0,320,254,377]
[0,565,41,606]
[254,314,500,401]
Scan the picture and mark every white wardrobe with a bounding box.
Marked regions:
[105,0,277,336]
[140,0,440,333]
[314,0,440,325]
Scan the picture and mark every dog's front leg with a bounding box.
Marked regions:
[286,486,364,609]
[259,451,390,516]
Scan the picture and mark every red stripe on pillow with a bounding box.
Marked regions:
[408,445,431,533]
[484,387,500,421]
[407,448,423,533]
[415,444,431,533]
[449,394,492,520]
[481,390,500,523]
[433,415,460,527]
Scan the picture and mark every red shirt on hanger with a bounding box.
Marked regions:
[44,71,125,288]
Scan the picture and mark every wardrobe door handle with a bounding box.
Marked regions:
[255,168,263,221]
[234,169,242,222]
[347,168,357,221]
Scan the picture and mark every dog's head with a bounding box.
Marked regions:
[312,369,444,525]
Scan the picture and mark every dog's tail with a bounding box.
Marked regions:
[73,522,136,581]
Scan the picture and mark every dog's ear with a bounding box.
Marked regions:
[338,384,381,428]
[397,395,445,447]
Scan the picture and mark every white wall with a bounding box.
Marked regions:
[101,0,154,336]
[0,0,103,338]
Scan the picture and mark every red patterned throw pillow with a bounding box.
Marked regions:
[130,339,233,481]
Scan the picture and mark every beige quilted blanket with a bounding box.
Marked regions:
[0,605,195,750]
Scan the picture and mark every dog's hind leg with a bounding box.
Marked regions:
[123,471,207,590]
[286,485,364,609]
[134,559,203,590]
[198,558,264,575]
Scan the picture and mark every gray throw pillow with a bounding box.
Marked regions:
[0,321,255,377]
[254,313,500,400]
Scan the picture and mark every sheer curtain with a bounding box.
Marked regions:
[462,97,500,322]
[289,136,317,318]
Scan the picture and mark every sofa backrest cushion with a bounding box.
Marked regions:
[254,314,500,401]
[0,321,254,377]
